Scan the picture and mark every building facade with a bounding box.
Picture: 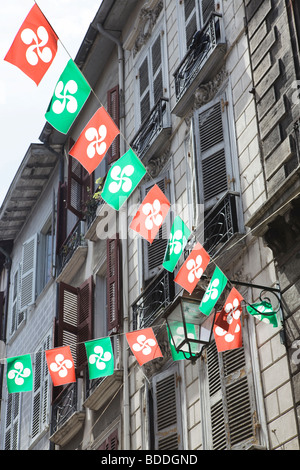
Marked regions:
[0,0,299,450]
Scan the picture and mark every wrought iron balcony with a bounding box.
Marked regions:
[173,13,226,117]
[132,269,175,330]
[203,192,242,257]
[130,98,171,161]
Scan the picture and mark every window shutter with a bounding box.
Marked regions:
[200,0,215,24]
[20,234,37,311]
[107,85,120,164]
[31,334,50,441]
[142,174,171,281]
[56,182,67,254]
[106,235,121,332]
[77,276,94,373]
[67,155,94,219]
[4,393,21,450]
[152,367,183,450]
[184,0,197,48]
[98,429,119,450]
[195,97,233,211]
[151,35,163,105]
[58,282,78,367]
[0,291,4,338]
[205,341,257,449]
[139,57,151,123]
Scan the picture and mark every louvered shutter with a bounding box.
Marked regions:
[106,235,121,332]
[98,429,119,450]
[107,85,120,164]
[58,282,78,367]
[152,367,183,450]
[206,341,257,449]
[31,334,50,441]
[20,234,37,311]
[56,182,67,253]
[77,276,94,373]
[4,393,21,450]
[200,0,215,24]
[142,174,171,281]
[151,35,163,105]
[67,155,94,219]
[184,0,197,48]
[139,57,150,124]
[195,96,233,212]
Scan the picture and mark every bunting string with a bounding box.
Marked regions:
[2,1,284,395]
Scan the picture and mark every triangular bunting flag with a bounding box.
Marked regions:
[45,59,91,134]
[69,107,120,174]
[130,184,171,243]
[199,266,227,316]
[247,301,278,327]
[126,328,163,366]
[163,216,191,272]
[101,149,146,210]
[174,242,210,294]
[45,346,76,386]
[6,354,33,393]
[85,337,114,379]
[4,4,58,85]
[213,288,243,352]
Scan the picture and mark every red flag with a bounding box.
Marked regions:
[130,184,170,243]
[69,107,120,174]
[126,328,163,366]
[213,288,243,352]
[4,4,58,85]
[45,346,76,386]
[174,242,210,294]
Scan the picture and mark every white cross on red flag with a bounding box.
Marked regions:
[45,346,76,386]
[213,288,243,352]
[126,328,162,366]
[174,242,210,294]
[4,4,58,85]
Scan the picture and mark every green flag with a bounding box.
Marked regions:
[163,216,191,272]
[101,149,146,210]
[85,338,114,379]
[199,266,227,316]
[6,354,33,393]
[247,301,278,328]
[45,59,91,134]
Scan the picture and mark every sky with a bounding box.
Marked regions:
[0,0,102,206]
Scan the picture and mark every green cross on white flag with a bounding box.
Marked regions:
[101,149,147,210]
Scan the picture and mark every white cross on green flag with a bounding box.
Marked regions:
[101,149,147,210]
[163,216,191,272]
[6,354,33,393]
[246,301,278,327]
[85,338,114,379]
[199,266,227,316]
[45,59,91,134]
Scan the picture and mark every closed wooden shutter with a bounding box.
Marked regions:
[98,429,119,450]
[142,174,171,281]
[106,235,121,332]
[184,0,197,48]
[107,85,120,164]
[58,278,94,372]
[200,0,215,24]
[31,334,50,441]
[67,155,94,219]
[139,57,151,123]
[152,35,163,105]
[205,341,257,449]
[4,393,21,450]
[194,96,233,211]
[152,367,183,450]
[20,234,37,311]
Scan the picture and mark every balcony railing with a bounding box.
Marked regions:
[131,98,171,161]
[203,192,241,256]
[132,269,175,330]
[51,383,78,435]
[173,13,226,117]
[57,220,86,275]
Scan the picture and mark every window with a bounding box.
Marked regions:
[106,235,121,333]
[37,218,55,295]
[4,393,21,450]
[107,85,120,164]
[31,333,51,442]
[200,338,262,450]
[98,429,119,450]
[67,154,94,220]
[151,366,183,450]
[135,22,167,127]
[10,265,25,336]
[178,0,216,55]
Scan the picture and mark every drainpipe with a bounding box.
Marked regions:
[96,23,130,450]
[0,247,12,406]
